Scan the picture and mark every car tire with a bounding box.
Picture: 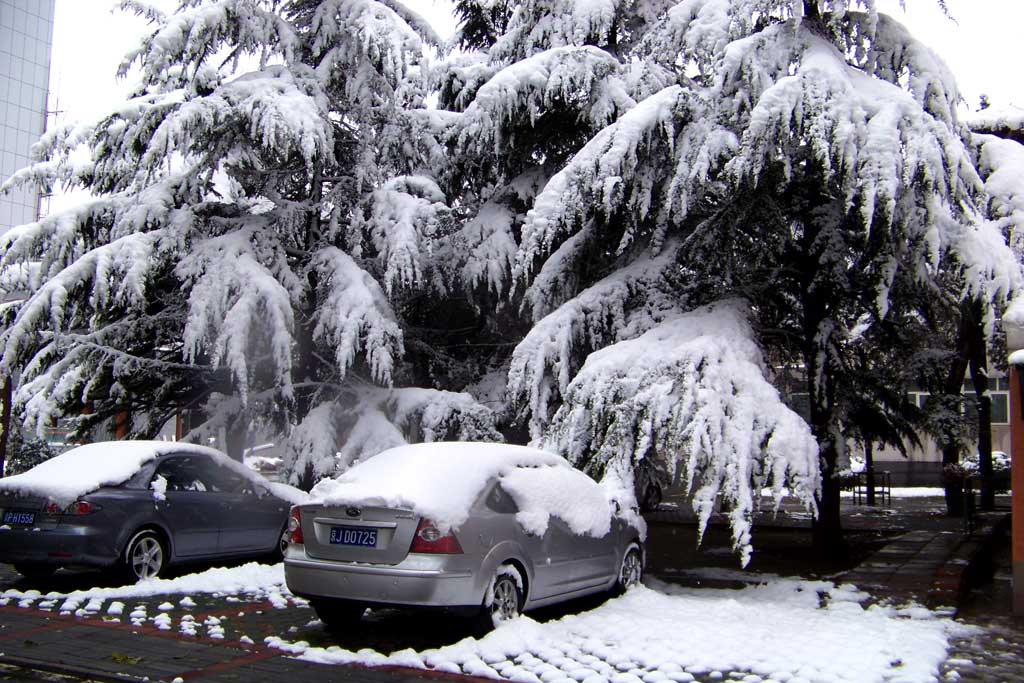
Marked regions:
[13,563,57,581]
[311,599,365,629]
[481,564,524,630]
[266,524,288,563]
[639,482,662,512]
[122,529,167,583]
[615,542,643,594]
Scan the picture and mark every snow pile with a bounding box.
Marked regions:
[501,465,612,538]
[309,442,622,536]
[270,577,967,683]
[0,440,307,506]
[0,562,287,605]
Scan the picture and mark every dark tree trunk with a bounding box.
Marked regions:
[812,447,844,556]
[964,298,995,511]
[804,311,844,556]
[0,377,11,477]
[940,302,972,516]
[865,441,875,506]
[225,418,247,462]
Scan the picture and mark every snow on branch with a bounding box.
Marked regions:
[430,197,518,299]
[458,45,635,158]
[1,231,165,376]
[516,85,734,283]
[308,0,427,103]
[491,0,624,61]
[282,387,503,486]
[310,247,405,386]
[176,229,297,405]
[970,105,1024,144]
[844,11,960,128]
[728,36,982,293]
[144,66,332,171]
[976,133,1024,253]
[508,243,685,440]
[119,0,298,91]
[354,175,447,296]
[539,300,819,566]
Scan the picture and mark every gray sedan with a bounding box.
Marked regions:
[284,443,645,628]
[0,442,294,582]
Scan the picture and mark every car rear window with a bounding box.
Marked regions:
[484,483,519,514]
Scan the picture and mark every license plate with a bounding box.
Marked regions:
[329,526,378,547]
[2,511,35,525]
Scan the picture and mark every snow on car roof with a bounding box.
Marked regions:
[0,440,307,506]
[309,442,613,534]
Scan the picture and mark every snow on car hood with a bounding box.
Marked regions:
[308,442,617,536]
[0,440,308,506]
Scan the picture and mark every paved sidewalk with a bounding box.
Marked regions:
[0,492,1019,683]
[0,600,487,683]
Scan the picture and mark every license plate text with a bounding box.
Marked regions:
[329,526,378,547]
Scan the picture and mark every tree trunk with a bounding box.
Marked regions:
[940,302,972,516]
[0,377,11,477]
[225,416,247,462]
[804,326,844,556]
[965,298,994,511]
[865,441,875,506]
[812,448,844,556]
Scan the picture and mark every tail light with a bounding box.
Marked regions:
[409,519,463,554]
[287,506,304,544]
[45,500,101,515]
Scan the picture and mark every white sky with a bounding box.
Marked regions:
[47,0,1023,130]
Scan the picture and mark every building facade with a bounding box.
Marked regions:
[0,0,55,235]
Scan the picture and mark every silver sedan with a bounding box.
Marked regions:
[283,443,645,627]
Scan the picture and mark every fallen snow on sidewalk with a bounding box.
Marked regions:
[269,577,968,683]
[0,561,291,611]
[1,563,970,683]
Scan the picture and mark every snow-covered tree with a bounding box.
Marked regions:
[0,0,502,486]
[434,0,1022,558]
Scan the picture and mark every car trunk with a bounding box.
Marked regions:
[299,504,420,565]
[0,494,61,530]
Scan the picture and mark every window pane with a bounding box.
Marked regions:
[992,393,1009,424]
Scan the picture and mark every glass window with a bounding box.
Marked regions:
[992,393,1009,424]
[788,392,811,421]
[485,483,518,514]
[154,456,213,492]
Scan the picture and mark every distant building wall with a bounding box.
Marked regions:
[0,0,55,235]
[783,373,1011,487]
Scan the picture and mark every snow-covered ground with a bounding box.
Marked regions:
[0,563,970,683]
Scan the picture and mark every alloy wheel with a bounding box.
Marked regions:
[491,575,521,623]
[619,546,642,589]
[129,535,164,580]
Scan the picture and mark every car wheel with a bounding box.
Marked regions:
[311,599,364,629]
[266,525,288,563]
[123,530,167,582]
[615,543,643,593]
[13,563,57,581]
[640,482,662,512]
[483,564,524,629]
